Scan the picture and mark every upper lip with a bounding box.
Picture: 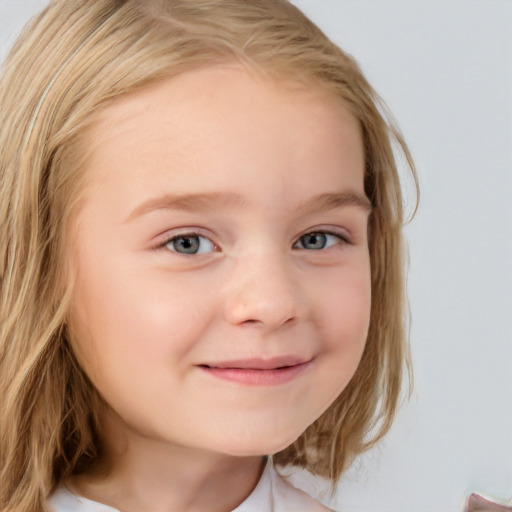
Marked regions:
[201,356,311,370]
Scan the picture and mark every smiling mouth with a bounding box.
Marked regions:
[197,357,312,386]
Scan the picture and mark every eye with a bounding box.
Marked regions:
[293,231,346,250]
[164,234,216,255]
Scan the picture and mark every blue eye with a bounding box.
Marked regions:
[294,232,344,250]
[165,234,216,255]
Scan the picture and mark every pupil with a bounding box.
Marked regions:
[304,233,326,249]
[175,236,199,253]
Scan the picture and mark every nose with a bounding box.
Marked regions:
[222,253,306,330]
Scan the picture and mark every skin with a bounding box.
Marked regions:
[67,64,371,512]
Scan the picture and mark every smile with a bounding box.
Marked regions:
[198,356,313,386]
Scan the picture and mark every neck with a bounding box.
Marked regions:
[68,409,265,512]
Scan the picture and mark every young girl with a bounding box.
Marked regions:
[0,1,417,511]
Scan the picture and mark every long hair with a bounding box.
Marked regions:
[0,1,418,510]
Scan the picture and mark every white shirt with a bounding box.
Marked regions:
[47,460,332,512]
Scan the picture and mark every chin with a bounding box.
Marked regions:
[214,424,306,457]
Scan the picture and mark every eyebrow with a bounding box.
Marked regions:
[296,191,372,215]
[124,190,372,223]
[125,192,248,222]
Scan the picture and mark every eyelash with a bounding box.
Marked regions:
[292,231,350,251]
[160,233,218,255]
[158,229,351,255]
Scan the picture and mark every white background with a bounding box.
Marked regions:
[1,1,511,511]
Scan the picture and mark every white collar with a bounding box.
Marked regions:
[48,457,329,512]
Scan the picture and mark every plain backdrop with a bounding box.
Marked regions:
[1,1,511,511]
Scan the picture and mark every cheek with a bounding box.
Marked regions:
[68,254,218,386]
[318,261,371,344]
[311,261,371,386]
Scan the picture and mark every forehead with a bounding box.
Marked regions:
[77,64,364,208]
[86,64,358,151]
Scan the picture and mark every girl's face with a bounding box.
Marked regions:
[69,65,371,456]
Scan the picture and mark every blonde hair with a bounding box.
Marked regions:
[0,0,418,510]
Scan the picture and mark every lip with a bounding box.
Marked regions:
[198,356,313,386]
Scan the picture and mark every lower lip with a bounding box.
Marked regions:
[199,362,311,386]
